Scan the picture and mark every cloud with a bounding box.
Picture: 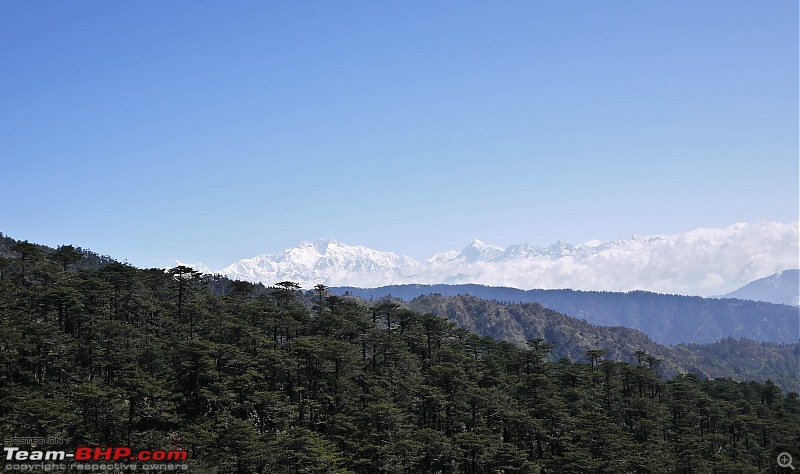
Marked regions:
[218,221,799,296]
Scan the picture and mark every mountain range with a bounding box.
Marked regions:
[332,284,799,345]
[195,221,799,297]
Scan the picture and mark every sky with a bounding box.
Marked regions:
[1,1,797,270]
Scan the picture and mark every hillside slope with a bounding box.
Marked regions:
[407,294,800,393]
[334,284,800,345]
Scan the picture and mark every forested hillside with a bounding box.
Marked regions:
[334,284,800,345]
[408,294,800,393]
[0,233,115,271]
[1,238,799,472]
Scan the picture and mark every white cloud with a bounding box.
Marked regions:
[216,222,799,296]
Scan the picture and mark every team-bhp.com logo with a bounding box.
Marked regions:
[5,446,187,461]
[5,446,189,471]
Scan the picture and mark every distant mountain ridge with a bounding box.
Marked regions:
[331,284,800,346]
[723,269,799,306]
[208,221,799,296]
[405,294,800,393]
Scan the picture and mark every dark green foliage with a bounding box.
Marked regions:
[0,232,115,271]
[410,294,800,393]
[0,236,798,473]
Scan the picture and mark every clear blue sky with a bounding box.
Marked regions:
[1,1,797,269]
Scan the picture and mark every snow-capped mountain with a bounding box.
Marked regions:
[199,221,798,297]
[454,239,504,263]
[175,261,212,274]
[220,239,419,289]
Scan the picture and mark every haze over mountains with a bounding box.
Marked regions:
[198,221,799,297]
[334,284,799,345]
[723,269,799,306]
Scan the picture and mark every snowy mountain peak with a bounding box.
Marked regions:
[213,221,799,296]
[547,240,576,256]
[174,261,211,274]
[428,250,459,263]
[499,243,536,260]
[578,239,603,249]
[457,239,504,263]
[308,238,354,252]
[220,240,421,289]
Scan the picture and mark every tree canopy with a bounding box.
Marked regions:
[0,238,798,473]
